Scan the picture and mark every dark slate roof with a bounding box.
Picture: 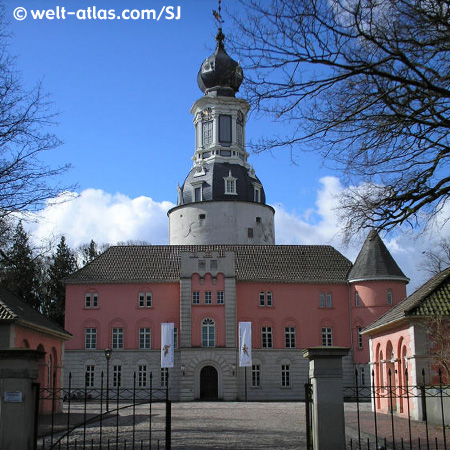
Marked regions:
[179,162,266,206]
[363,266,450,334]
[65,245,353,285]
[0,286,71,338]
[348,230,409,282]
[197,29,243,97]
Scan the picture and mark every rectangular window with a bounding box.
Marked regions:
[321,327,333,347]
[202,120,213,147]
[217,291,224,304]
[281,365,290,387]
[355,291,360,307]
[85,293,91,308]
[205,291,212,304]
[192,291,200,304]
[252,364,261,387]
[113,365,122,387]
[139,292,152,308]
[387,289,393,305]
[194,186,202,202]
[266,292,273,307]
[259,291,265,307]
[112,328,124,349]
[254,187,261,203]
[261,327,273,348]
[174,327,178,349]
[138,365,147,387]
[85,365,95,388]
[139,327,151,349]
[285,327,296,348]
[225,179,236,194]
[357,326,363,349]
[219,114,232,145]
[92,293,98,307]
[319,292,332,308]
[161,368,168,388]
[237,122,243,146]
[85,328,97,350]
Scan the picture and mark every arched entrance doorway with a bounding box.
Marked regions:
[200,366,218,400]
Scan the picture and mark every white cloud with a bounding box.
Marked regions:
[26,179,449,295]
[28,189,174,248]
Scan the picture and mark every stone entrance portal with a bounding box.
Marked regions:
[200,365,218,400]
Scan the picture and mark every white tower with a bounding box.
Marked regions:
[168,29,275,245]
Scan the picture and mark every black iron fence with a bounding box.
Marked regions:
[344,368,449,450]
[37,371,171,450]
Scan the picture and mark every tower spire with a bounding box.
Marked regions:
[213,0,225,46]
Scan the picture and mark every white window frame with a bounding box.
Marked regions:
[112,327,124,349]
[113,365,122,387]
[321,327,333,346]
[217,291,224,304]
[261,327,273,348]
[281,364,291,387]
[139,327,151,349]
[192,291,200,304]
[138,365,147,387]
[85,328,97,350]
[204,291,212,304]
[138,292,152,308]
[285,326,296,348]
[223,171,237,195]
[252,364,261,387]
[387,289,393,305]
[85,365,95,388]
[161,368,168,388]
[201,318,215,348]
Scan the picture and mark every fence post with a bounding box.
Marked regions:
[0,349,45,450]
[303,347,350,450]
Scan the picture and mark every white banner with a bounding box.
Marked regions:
[161,323,174,368]
[239,322,252,367]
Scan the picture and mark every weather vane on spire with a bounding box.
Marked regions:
[213,0,223,26]
[213,0,225,45]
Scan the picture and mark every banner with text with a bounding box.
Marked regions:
[161,322,174,368]
[239,322,252,367]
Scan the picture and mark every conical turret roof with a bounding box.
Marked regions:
[348,230,409,283]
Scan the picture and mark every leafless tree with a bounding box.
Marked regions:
[426,315,450,383]
[230,0,450,239]
[419,237,450,276]
[0,5,71,223]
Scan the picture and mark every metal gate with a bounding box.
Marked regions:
[37,371,171,449]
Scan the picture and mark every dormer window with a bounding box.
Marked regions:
[219,115,232,146]
[194,187,202,202]
[224,170,237,195]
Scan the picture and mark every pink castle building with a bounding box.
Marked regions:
[64,29,409,400]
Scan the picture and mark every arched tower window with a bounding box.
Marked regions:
[201,318,215,347]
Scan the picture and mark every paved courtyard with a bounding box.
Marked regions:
[38,401,448,449]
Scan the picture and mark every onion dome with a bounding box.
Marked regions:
[197,28,244,97]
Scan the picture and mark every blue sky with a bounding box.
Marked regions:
[5,0,450,291]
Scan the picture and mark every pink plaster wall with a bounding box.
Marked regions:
[350,281,407,364]
[13,324,66,413]
[236,282,351,348]
[369,323,415,417]
[65,283,180,350]
[190,273,226,347]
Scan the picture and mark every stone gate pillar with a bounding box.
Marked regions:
[0,349,45,450]
[303,347,350,450]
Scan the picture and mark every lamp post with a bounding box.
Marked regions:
[104,347,112,411]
